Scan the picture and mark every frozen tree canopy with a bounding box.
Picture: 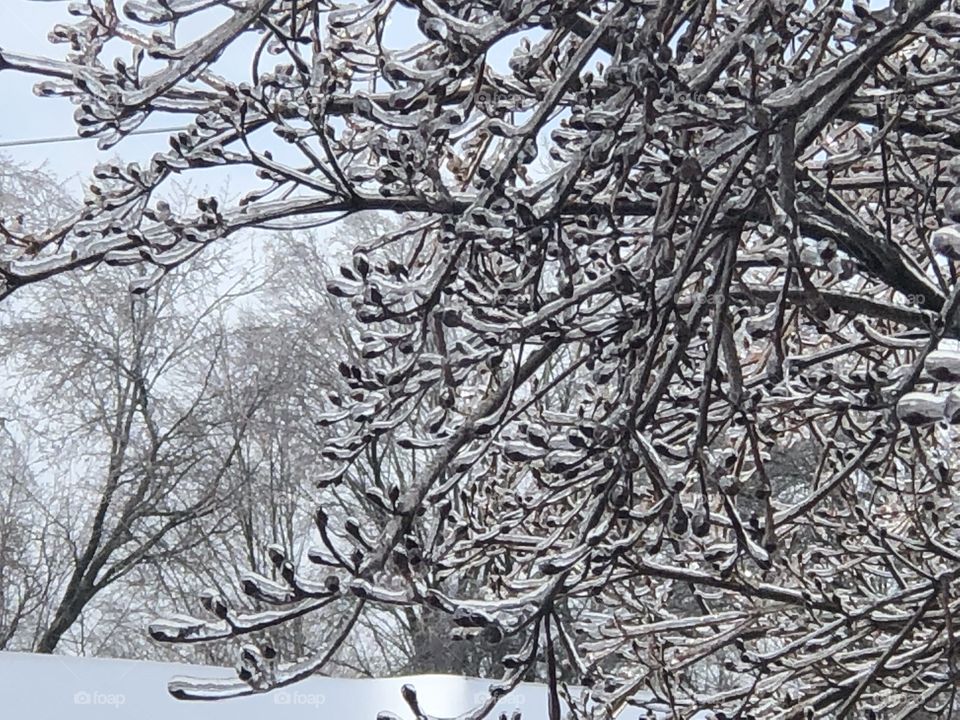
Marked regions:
[8,0,960,717]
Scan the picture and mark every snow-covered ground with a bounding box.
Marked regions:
[2,651,513,719]
[1,651,713,720]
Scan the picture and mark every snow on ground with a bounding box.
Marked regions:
[1,651,712,720]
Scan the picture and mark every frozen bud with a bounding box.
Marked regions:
[240,644,262,668]
[896,392,946,426]
[353,252,369,277]
[927,11,960,36]
[668,502,689,538]
[742,305,779,339]
[419,16,448,42]
[691,500,710,537]
[932,225,960,260]
[502,652,523,669]
[946,389,960,423]
[483,624,504,645]
[678,155,703,182]
[620,447,641,471]
[401,684,419,710]
[946,154,960,180]
[719,474,740,495]
[266,543,286,567]
[925,349,960,382]
[945,190,960,223]
[499,0,522,21]
[199,589,229,619]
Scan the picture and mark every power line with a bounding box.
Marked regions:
[0,125,187,149]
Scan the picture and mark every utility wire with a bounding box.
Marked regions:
[0,125,187,149]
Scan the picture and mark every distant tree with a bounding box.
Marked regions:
[0,155,77,236]
[0,427,55,651]
[7,1,960,717]
[0,242,264,654]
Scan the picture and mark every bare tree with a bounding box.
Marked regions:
[0,427,58,650]
[0,247,264,654]
[0,154,78,236]
[7,1,960,717]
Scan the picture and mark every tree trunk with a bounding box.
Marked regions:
[34,589,91,653]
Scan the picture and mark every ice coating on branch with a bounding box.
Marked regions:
[933,226,960,264]
[896,392,947,426]
[924,349,960,382]
[148,614,218,643]
[13,0,960,716]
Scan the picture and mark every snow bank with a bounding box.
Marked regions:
[1,651,715,720]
